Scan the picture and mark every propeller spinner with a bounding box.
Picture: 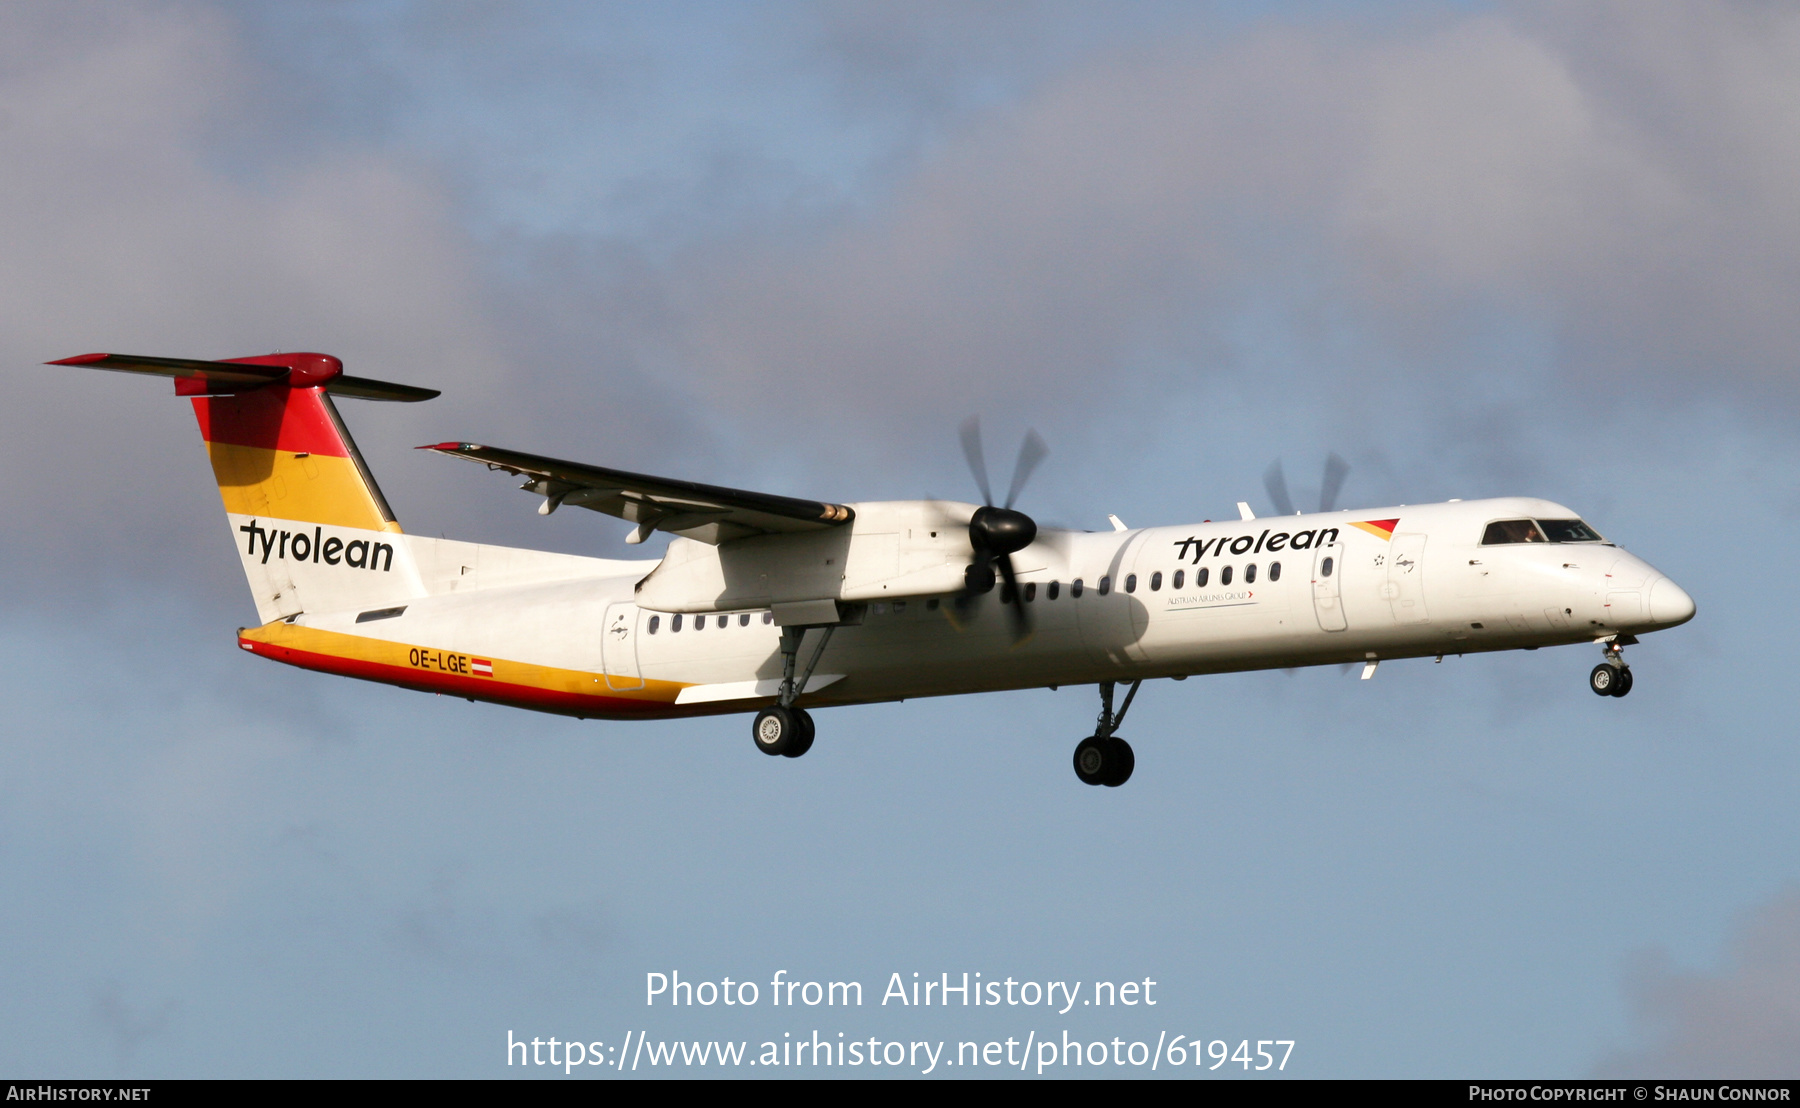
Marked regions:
[958,417,1045,641]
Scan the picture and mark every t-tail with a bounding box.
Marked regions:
[48,351,436,623]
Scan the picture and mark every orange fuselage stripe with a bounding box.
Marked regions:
[240,622,685,717]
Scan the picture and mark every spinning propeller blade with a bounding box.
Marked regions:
[1263,460,1297,517]
[957,418,1045,643]
[1319,452,1350,513]
[959,416,994,507]
[1264,453,1353,515]
[1005,430,1048,510]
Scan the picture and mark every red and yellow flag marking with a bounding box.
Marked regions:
[1349,518,1400,541]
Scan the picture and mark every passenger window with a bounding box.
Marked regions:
[1047,581,1060,600]
[648,615,660,634]
[1482,519,1546,545]
[894,601,907,613]
[1150,571,1162,591]
[1024,583,1036,602]
[672,614,684,632]
[739,613,750,626]
[1072,579,1085,598]
[1245,563,1257,584]
[1172,569,1184,589]
[1196,567,1209,588]
[927,598,941,610]
[1269,561,1281,582]
[1321,557,1334,578]
[1124,574,1137,593]
[1221,566,1233,586]
[695,614,706,630]
[762,611,774,624]
[1098,576,1112,595]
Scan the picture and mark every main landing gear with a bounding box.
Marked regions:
[1588,638,1634,698]
[752,624,834,757]
[1074,679,1139,787]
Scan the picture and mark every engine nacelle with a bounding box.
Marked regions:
[634,500,979,616]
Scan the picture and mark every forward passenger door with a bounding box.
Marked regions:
[1312,543,1347,632]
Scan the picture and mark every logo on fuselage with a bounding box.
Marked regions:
[237,519,394,571]
[1172,526,1341,564]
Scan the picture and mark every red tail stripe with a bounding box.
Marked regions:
[192,386,351,456]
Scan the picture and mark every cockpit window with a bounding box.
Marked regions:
[1482,519,1546,545]
[1537,518,1604,543]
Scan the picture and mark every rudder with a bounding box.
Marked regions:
[50,350,435,623]
[199,383,421,622]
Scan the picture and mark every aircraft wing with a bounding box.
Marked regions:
[421,442,855,545]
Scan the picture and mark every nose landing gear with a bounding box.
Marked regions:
[1074,679,1140,786]
[1589,638,1634,698]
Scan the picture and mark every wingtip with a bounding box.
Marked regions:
[417,441,470,451]
[46,353,111,366]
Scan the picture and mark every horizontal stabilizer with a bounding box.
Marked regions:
[47,352,438,402]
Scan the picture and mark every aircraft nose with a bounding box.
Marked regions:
[1648,576,1696,627]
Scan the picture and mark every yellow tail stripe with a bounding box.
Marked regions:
[208,443,399,532]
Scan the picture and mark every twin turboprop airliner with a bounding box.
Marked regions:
[48,351,1696,787]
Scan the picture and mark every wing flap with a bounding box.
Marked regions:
[421,442,854,544]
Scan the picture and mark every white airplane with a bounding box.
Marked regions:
[50,351,1696,786]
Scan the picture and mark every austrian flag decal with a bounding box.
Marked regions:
[1349,518,1400,541]
[471,658,494,678]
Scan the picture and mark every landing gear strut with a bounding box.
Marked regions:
[753,624,833,756]
[1589,638,1633,698]
[1074,679,1139,787]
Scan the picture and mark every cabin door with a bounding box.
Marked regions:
[1386,533,1430,624]
[1311,542,1347,632]
[601,602,644,690]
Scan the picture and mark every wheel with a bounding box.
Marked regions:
[753,706,800,756]
[1589,664,1620,697]
[1104,737,1134,787]
[1610,667,1633,698]
[1073,736,1112,786]
[783,709,816,757]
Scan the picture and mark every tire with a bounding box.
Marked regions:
[753,706,799,756]
[1103,737,1135,787]
[1610,667,1633,698]
[1073,736,1112,786]
[784,709,816,757]
[1589,664,1619,697]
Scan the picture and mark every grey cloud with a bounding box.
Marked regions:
[14,0,1797,590]
[0,2,539,612]
[1596,885,1800,1077]
[90,980,176,1071]
[655,0,1800,456]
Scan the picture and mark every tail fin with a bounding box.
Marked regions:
[51,351,434,622]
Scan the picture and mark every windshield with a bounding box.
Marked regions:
[1537,518,1604,543]
[1481,519,1545,545]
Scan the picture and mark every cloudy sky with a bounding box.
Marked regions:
[2,0,1797,1078]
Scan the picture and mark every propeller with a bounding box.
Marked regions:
[1263,453,1351,516]
[958,417,1045,641]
